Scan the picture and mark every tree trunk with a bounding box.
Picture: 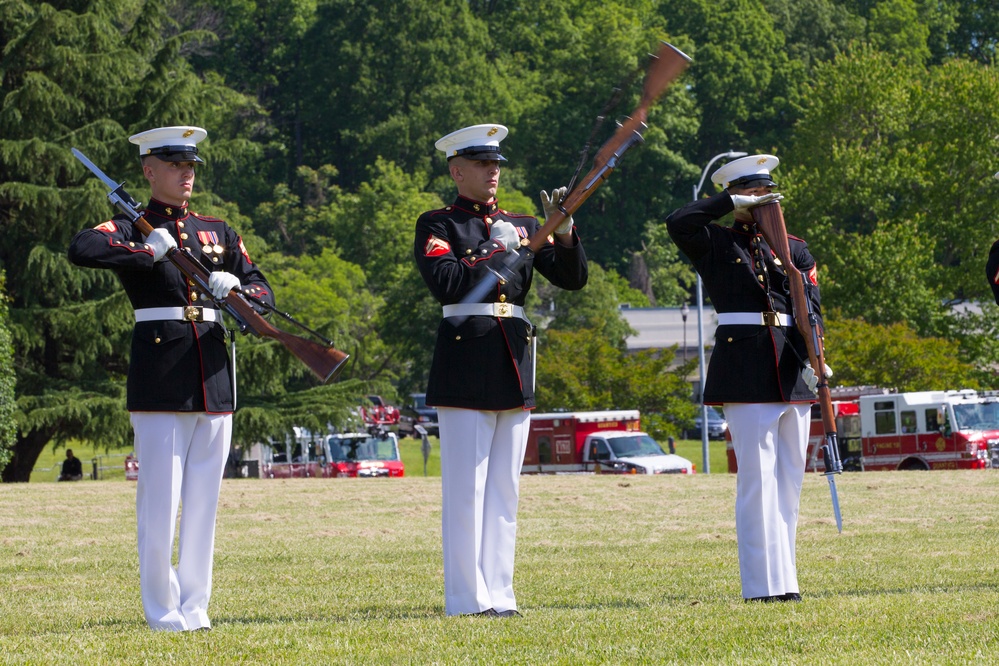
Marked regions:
[629,251,655,306]
[1,430,53,483]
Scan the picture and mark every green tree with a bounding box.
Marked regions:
[663,0,796,158]
[265,0,508,190]
[825,317,980,391]
[785,50,999,332]
[763,0,866,69]
[948,0,999,63]
[866,0,932,66]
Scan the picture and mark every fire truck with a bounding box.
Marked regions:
[254,427,405,478]
[524,410,695,475]
[726,388,997,472]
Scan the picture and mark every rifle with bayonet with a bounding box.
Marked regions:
[751,201,843,532]
[72,148,350,384]
[461,40,692,305]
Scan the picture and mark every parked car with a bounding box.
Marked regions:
[686,406,728,440]
[398,392,439,438]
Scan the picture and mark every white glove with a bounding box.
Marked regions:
[730,192,783,213]
[208,271,241,300]
[489,220,520,253]
[802,361,833,393]
[145,228,177,263]
[541,187,573,235]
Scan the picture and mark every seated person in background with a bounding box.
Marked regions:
[58,449,84,481]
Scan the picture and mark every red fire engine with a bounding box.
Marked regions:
[256,428,405,478]
[726,387,997,472]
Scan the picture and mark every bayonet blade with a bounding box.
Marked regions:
[71,148,120,192]
[826,473,843,533]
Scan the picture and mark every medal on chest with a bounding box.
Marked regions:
[197,231,224,263]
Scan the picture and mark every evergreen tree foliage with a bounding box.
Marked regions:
[0,0,353,481]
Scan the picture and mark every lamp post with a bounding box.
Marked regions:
[692,151,747,473]
[680,302,689,364]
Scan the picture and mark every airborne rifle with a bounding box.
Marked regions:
[72,148,350,383]
[461,41,692,305]
[751,201,843,532]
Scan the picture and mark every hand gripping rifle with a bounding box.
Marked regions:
[72,148,350,383]
[751,201,843,532]
[460,41,692,305]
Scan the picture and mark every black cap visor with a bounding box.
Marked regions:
[728,174,776,190]
[148,145,205,164]
[448,145,506,162]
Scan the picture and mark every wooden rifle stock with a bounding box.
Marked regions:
[526,41,691,252]
[132,216,349,383]
[751,201,841,473]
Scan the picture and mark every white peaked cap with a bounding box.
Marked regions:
[711,154,779,188]
[435,124,508,161]
[128,126,208,163]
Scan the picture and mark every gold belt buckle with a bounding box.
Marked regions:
[184,306,203,322]
[762,311,781,327]
[495,303,513,318]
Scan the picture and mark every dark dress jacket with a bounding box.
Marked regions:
[666,192,821,405]
[414,195,588,410]
[985,239,999,305]
[68,199,274,413]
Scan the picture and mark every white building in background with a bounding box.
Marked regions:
[619,305,718,397]
[620,305,717,355]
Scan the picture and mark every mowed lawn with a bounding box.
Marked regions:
[2,469,997,664]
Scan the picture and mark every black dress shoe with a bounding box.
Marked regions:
[494,609,521,618]
[778,593,802,602]
[744,596,779,603]
[467,609,498,617]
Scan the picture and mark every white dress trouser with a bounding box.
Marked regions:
[438,407,530,616]
[131,412,231,631]
[724,402,810,599]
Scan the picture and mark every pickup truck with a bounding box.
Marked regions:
[524,410,695,474]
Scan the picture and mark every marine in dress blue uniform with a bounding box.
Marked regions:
[984,171,999,303]
[665,154,824,602]
[414,124,588,616]
[68,126,274,630]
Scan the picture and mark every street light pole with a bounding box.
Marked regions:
[680,302,689,364]
[692,151,747,474]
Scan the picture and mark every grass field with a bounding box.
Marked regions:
[3,464,998,664]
